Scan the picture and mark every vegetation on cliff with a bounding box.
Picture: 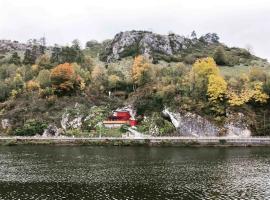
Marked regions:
[0,31,270,136]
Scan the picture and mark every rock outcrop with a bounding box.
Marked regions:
[1,119,10,130]
[0,38,47,54]
[100,30,219,62]
[61,112,83,130]
[42,125,61,137]
[224,112,251,137]
[163,109,219,137]
[163,109,251,137]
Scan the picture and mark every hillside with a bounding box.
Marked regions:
[0,31,270,137]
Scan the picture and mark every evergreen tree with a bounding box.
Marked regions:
[191,30,197,39]
[9,52,21,65]
[23,49,34,65]
[50,45,62,63]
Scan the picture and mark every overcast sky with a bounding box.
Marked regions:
[0,0,269,60]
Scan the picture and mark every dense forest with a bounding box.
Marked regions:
[0,31,270,136]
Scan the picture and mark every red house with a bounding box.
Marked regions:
[103,107,138,128]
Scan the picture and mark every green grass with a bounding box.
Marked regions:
[220,65,270,77]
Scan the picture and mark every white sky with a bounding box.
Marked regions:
[0,0,270,60]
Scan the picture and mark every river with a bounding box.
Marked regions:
[0,146,269,199]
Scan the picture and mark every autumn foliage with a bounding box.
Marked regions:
[207,74,227,103]
[26,80,40,92]
[227,82,269,106]
[132,56,151,86]
[50,63,76,92]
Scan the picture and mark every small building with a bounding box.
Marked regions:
[103,107,138,128]
[103,120,129,128]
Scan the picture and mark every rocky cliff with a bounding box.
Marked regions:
[100,30,220,63]
[163,108,251,137]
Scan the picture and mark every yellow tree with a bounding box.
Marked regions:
[132,56,151,89]
[190,57,219,98]
[252,82,269,103]
[207,74,227,103]
[227,81,269,106]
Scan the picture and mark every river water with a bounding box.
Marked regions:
[0,146,270,200]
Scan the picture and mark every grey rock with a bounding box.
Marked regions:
[224,112,251,137]
[163,108,251,137]
[163,109,219,137]
[1,119,10,130]
[101,31,219,62]
[42,125,60,137]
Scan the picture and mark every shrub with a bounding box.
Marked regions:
[213,46,227,65]
[14,120,48,136]
[26,80,40,92]
[39,87,55,98]
[183,54,197,64]
[37,69,51,88]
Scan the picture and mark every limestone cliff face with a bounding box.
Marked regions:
[163,109,220,137]
[100,30,218,62]
[163,109,251,137]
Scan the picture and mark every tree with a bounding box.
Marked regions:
[23,45,44,65]
[252,82,269,103]
[0,81,10,101]
[50,63,76,93]
[213,46,227,65]
[207,74,227,103]
[108,75,121,90]
[23,49,34,65]
[36,69,51,88]
[227,81,269,106]
[91,65,107,89]
[50,45,61,63]
[12,73,24,90]
[190,57,219,99]
[86,40,100,48]
[191,31,197,39]
[9,52,21,65]
[36,54,52,69]
[132,56,151,89]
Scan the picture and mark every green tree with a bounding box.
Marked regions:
[0,81,10,101]
[23,49,34,65]
[9,52,21,65]
[37,69,51,88]
[213,46,227,65]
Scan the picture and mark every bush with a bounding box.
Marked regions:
[213,46,227,65]
[37,69,51,88]
[14,120,48,136]
[184,54,197,64]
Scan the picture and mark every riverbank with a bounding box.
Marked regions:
[1,136,270,146]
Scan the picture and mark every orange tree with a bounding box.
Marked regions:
[50,63,77,94]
